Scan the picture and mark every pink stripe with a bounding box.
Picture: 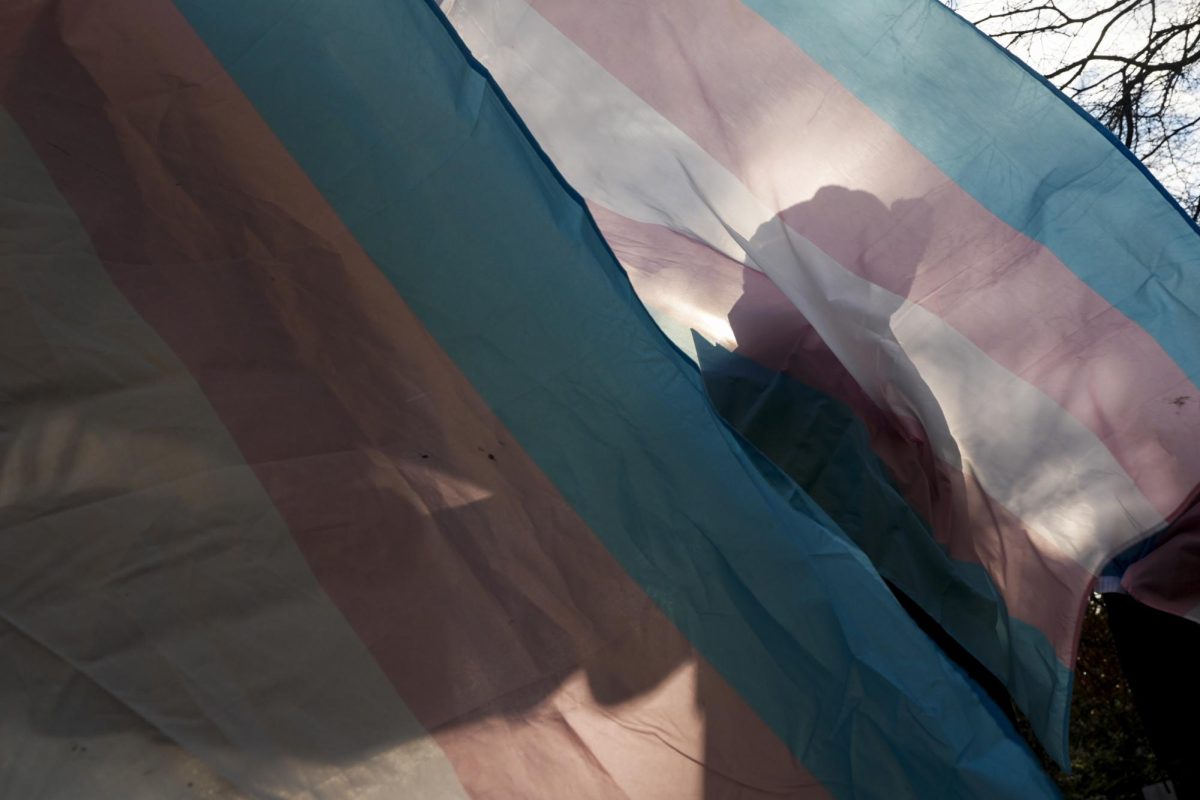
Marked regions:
[1,3,827,797]
[595,204,1092,664]
[1125,534,1200,618]
[529,0,1200,522]
[1123,489,1200,617]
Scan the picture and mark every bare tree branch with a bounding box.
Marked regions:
[951,0,1200,219]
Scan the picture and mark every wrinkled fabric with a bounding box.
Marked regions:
[0,1,1057,799]
[440,0,1200,764]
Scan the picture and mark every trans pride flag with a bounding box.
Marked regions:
[0,1,1060,796]
[442,0,1200,764]
[0,0,1189,798]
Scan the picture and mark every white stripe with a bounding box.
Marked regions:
[444,0,1163,571]
[0,112,469,800]
[0,619,247,800]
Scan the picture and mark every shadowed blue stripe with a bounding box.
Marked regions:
[697,337,1073,762]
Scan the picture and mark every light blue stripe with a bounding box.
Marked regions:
[172,1,1056,795]
[697,337,1072,762]
[745,0,1200,382]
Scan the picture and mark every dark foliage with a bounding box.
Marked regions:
[1017,595,1168,799]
